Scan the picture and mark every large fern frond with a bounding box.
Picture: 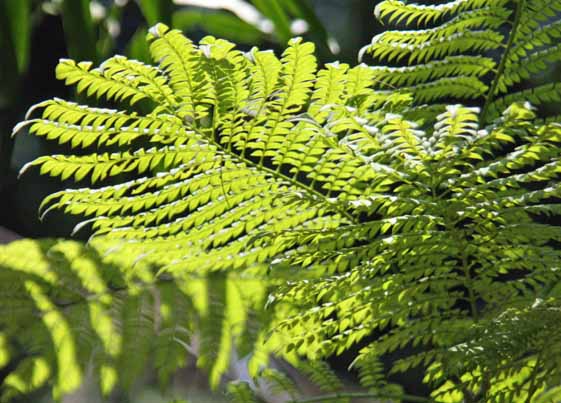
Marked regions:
[269,103,561,401]
[16,24,385,277]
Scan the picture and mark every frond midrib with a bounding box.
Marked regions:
[481,0,526,122]
[191,123,358,224]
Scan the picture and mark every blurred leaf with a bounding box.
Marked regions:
[173,10,264,44]
[250,0,292,42]
[284,0,337,55]
[0,0,31,74]
[96,1,126,60]
[198,272,228,389]
[126,27,151,63]
[535,386,561,403]
[61,0,98,62]
[139,0,174,26]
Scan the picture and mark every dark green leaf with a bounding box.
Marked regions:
[0,0,31,74]
[173,10,264,44]
[139,0,174,26]
[126,27,151,63]
[250,0,292,42]
[61,0,98,63]
[284,0,336,55]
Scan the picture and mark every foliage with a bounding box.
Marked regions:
[0,0,328,99]
[3,1,561,402]
[366,0,561,123]
[0,238,271,399]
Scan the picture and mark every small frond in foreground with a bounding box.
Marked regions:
[0,239,271,400]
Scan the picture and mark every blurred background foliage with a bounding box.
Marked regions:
[0,0,380,240]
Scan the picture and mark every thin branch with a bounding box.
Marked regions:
[481,0,526,123]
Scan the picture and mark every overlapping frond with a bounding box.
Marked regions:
[0,239,271,401]
[268,103,561,402]
[366,0,561,123]
[427,299,561,403]
[15,24,393,276]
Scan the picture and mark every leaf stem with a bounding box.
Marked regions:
[481,0,526,123]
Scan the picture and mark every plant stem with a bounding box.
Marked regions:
[481,0,525,123]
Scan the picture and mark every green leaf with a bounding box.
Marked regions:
[126,27,152,63]
[250,0,292,42]
[0,0,31,74]
[535,386,561,403]
[1,357,51,401]
[138,0,174,26]
[284,0,336,54]
[25,281,83,399]
[198,272,229,389]
[173,10,264,44]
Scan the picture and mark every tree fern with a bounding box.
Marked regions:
[4,2,561,402]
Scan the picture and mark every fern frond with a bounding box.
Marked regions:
[258,367,299,399]
[374,0,508,27]
[267,102,561,401]
[488,83,561,119]
[369,56,495,88]
[350,347,393,393]
[155,283,192,387]
[369,0,561,123]
[300,361,343,392]
[0,239,272,400]
[227,381,262,403]
[18,25,383,276]
[366,30,503,65]
[147,23,213,121]
[56,58,164,108]
[198,272,229,389]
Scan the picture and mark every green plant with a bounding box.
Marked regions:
[3,0,561,402]
[364,0,561,122]
[0,238,272,400]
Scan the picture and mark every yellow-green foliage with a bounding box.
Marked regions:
[271,103,561,402]
[4,1,561,402]
[0,239,271,400]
